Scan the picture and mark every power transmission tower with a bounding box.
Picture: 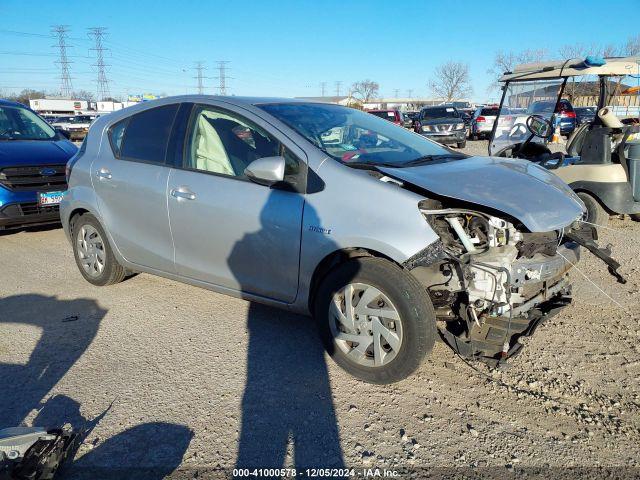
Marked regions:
[214,61,231,95]
[51,25,73,97]
[406,89,414,98]
[88,27,110,100]
[320,82,326,96]
[335,81,342,97]
[394,89,400,98]
[193,61,208,94]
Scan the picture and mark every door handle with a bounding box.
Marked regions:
[170,188,196,200]
[96,167,112,180]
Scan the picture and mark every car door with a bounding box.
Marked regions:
[92,103,179,272]
[167,103,306,303]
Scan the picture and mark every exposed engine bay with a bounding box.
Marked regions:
[404,198,625,366]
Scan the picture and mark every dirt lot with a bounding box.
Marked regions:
[1,140,639,478]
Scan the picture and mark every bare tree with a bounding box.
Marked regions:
[6,89,48,107]
[486,49,547,93]
[351,80,379,103]
[624,34,640,56]
[429,61,472,102]
[73,90,95,102]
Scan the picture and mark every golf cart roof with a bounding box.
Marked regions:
[500,56,640,82]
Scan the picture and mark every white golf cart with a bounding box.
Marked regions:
[489,56,640,224]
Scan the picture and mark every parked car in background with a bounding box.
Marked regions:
[403,111,419,129]
[366,109,404,127]
[414,105,466,148]
[62,96,592,383]
[51,115,95,141]
[470,105,500,140]
[0,99,77,230]
[527,99,576,136]
[574,106,597,125]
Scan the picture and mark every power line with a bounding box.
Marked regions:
[213,61,231,95]
[88,27,110,100]
[335,81,342,97]
[51,25,73,96]
[193,61,208,94]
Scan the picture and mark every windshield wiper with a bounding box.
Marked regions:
[343,161,401,169]
[400,154,467,167]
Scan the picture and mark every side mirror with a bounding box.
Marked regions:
[55,127,70,140]
[244,156,285,187]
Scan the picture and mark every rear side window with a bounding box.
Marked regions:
[119,104,179,164]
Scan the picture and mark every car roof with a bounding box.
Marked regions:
[0,98,27,108]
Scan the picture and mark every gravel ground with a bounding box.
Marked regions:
[1,141,639,478]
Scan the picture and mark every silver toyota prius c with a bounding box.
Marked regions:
[60,96,625,384]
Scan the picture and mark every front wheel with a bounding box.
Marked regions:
[314,257,436,384]
[457,140,467,149]
[630,213,640,222]
[576,192,608,226]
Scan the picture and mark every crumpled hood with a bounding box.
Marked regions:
[379,156,585,232]
[0,140,77,166]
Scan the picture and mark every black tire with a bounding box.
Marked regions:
[457,140,467,149]
[71,213,126,286]
[576,192,608,226]
[630,213,640,222]
[314,257,436,384]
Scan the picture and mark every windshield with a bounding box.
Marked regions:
[421,107,459,119]
[259,103,461,167]
[489,79,564,156]
[0,105,56,140]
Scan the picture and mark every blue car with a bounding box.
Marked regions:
[0,99,77,230]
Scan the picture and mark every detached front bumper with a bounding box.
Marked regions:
[419,130,466,144]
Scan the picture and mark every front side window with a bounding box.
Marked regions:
[0,106,56,140]
[186,106,281,177]
[119,104,179,164]
[260,103,458,168]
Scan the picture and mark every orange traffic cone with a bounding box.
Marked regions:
[551,124,561,143]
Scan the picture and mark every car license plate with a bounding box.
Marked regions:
[38,191,64,206]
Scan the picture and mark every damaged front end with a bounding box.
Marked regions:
[405,199,623,366]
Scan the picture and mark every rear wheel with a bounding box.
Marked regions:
[71,213,126,286]
[457,140,467,149]
[576,192,608,226]
[314,257,436,384]
[630,213,640,222]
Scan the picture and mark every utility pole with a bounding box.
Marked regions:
[193,61,207,94]
[214,61,231,95]
[335,81,342,97]
[320,82,326,97]
[51,25,73,97]
[88,27,110,100]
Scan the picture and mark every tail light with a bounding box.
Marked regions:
[561,111,576,118]
[476,116,486,123]
[66,139,86,182]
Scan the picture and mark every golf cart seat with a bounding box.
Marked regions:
[566,123,590,157]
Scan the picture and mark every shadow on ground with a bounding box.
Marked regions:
[0,294,193,479]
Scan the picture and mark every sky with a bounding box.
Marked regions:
[1,0,638,102]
